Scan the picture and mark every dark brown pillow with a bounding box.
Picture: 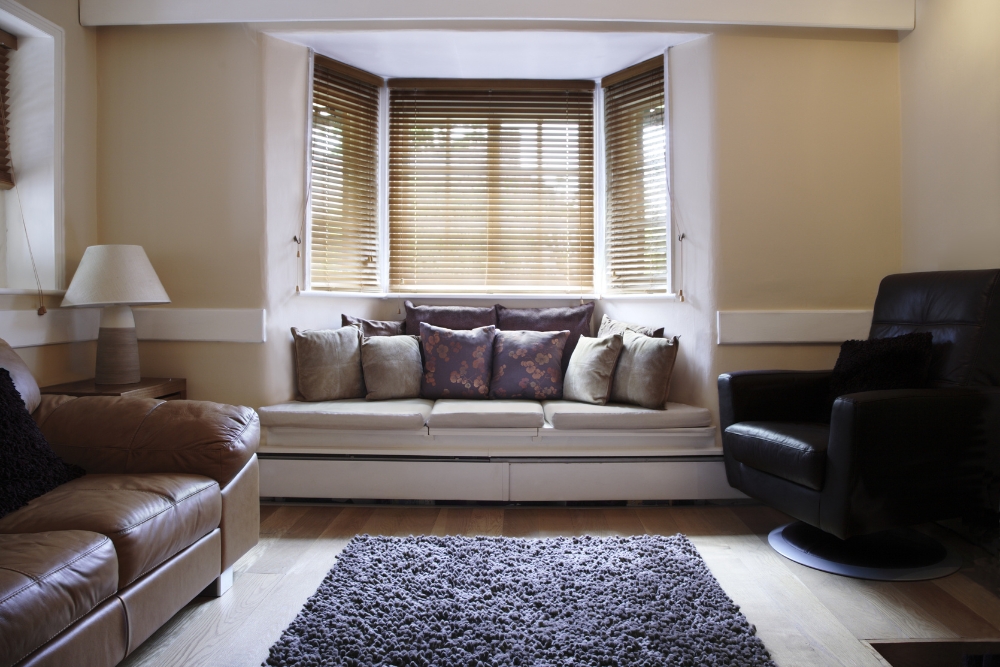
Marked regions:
[495,302,595,371]
[419,323,496,400]
[405,301,496,335]
[490,330,569,400]
[342,314,406,337]
[0,369,84,519]
[829,332,934,401]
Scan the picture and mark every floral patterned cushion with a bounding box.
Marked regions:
[490,330,570,400]
[419,323,497,400]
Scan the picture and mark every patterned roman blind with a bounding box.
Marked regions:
[387,80,595,294]
[309,55,382,292]
[603,57,669,294]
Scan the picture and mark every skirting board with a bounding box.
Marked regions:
[258,456,745,502]
[80,0,915,30]
[717,310,872,344]
[0,308,266,347]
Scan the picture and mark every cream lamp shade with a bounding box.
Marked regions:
[62,245,170,384]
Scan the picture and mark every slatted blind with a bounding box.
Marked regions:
[603,57,669,294]
[309,55,382,291]
[0,30,17,190]
[388,80,595,294]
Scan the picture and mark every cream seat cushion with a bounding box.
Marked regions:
[542,401,712,430]
[428,400,544,428]
[258,399,434,430]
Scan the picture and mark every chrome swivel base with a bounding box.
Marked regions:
[768,521,962,581]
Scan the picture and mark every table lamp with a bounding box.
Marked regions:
[61,245,170,384]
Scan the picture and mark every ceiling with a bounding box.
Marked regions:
[271,30,702,80]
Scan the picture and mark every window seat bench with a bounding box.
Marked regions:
[256,399,744,502]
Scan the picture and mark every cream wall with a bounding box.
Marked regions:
[899,0,1000,272]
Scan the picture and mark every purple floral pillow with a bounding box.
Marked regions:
[490,330,570,400]
[419,323,496,400]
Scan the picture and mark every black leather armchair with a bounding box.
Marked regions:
[720,269,1000,577]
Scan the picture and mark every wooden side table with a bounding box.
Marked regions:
[40,377,187,401]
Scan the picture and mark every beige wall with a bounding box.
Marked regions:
[9,0,98,387]
[900,0,1000,272]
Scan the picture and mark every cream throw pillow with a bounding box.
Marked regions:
[291,326,365,401]
[562,334,624,405]
[610,330,679,410]
[361,335,422,400]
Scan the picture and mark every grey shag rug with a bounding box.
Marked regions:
[264,534,775,667]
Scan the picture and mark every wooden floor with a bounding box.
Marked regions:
[120,503,1000,667]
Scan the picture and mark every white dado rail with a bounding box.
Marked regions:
[0,308,267,348]
[717,310,873,344]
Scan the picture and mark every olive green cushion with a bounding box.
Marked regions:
[562,334,624,405]
[291,327,365,402]
[361,335,423,400]
[609,331,679,410]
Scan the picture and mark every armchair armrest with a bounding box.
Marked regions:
[718,370,833,431]
[821,387,1000,538]
[36,396,260,489]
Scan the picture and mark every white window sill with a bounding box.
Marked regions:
[299,290,680,302]
[0,288,66,296]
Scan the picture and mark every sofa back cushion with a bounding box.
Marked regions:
[361,335,423,400]
[562,334,624,405]
[0,338,40,413]
[342,314,406,337]
[609,331,679,410]
[419,323,496,400]
[495,303,594,372]
[490,330,569,400]
[291,327,365,401]
[598,314,665,339]
[405,301,496,335]
[0,369,84,519]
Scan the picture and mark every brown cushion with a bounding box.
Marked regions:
[562,334,623,405]
[597,314,666,339]
[405,300,496,335]
[342,314,406,336]
[0,337,39,414]
[291,327,365,401]
[495,303,594,372]
[609,331,679,410]
[0,474,221,587]
[0,531,118,667]
[361,335,422,400]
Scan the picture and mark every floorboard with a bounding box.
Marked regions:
[119,503,1000,667]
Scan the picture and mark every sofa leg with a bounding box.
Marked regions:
[204,566,233,597]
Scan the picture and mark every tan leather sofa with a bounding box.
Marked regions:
[0,342,260,667]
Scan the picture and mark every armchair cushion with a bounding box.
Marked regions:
[724,422,830,491]
[718,370,833,430]
[829,332,933,400]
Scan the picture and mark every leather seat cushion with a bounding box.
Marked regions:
[0,531,118,667]
[0,474,221,587]
[724,422,830,491]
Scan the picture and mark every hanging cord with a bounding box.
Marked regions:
[0,87,45,315]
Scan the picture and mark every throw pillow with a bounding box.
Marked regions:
[361,335,423,400]
[490,330,570,400]
[609,330,680,409]
[0,338,41,413]
[0,369,85,519]
[829,332,934,401]
[291,326,366,402]
[419,323,496,400]
[598,314,666,339]
[495,303,595,371]
[562,334,624,405]
[342,314,406,337]
[405,301,496,335]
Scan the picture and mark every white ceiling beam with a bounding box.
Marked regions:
[80,0,914,30]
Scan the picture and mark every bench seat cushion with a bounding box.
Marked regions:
[258,399,434,430]
[542,401,713,430]
[428,400,544,428]
[0,474,221,587]
[0,531,118,667]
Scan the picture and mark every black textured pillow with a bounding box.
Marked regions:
[829,332,934,401]
[0,369,84,519]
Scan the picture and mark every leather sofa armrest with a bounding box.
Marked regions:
[718,370,833,431]
[37,396,260,489]
[820,387,1000,538]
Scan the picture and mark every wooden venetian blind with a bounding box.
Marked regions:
[0,29,17,190]
[603,57,669,294]
[388,80,595,294]
[309,55,382,292]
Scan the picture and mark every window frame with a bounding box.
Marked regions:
[303,51,675,300]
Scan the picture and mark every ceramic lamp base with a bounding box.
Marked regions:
[95,306,140,384]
